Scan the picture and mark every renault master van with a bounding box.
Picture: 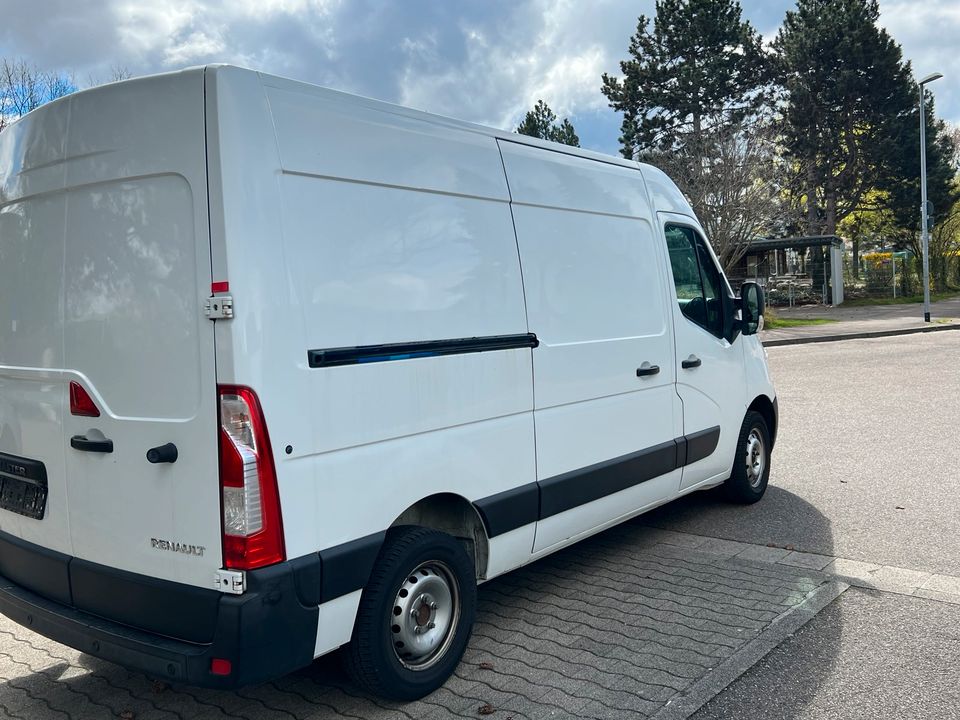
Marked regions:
[0,65,777,700]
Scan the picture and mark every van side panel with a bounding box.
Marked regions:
[208,71,537,597]
[498,142,683,553]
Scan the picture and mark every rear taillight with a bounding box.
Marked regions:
[218,385,285,570]
[69,381,100,417]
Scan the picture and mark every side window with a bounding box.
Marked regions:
[665,224,724,338]
[697,240,724,335]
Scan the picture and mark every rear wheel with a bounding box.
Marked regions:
[343,526,476,700]
[724,411,771,504]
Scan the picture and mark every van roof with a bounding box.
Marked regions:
[4,63,645,174]
[212,64,646,173]
[3,64,692,216]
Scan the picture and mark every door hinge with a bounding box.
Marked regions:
[214,568,246,594]
[204,295,234,320]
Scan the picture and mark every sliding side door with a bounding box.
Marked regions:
[498,141,683,553]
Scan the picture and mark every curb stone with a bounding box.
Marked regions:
[762,321,960,347]
[650,580,848,720]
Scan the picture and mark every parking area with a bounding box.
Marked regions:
[0,522,832,720]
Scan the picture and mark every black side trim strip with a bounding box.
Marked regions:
[308,333,539,368]
[474,483,540,538]
[318,531,386,603]
[685,426,721,465]
[473,425,723,529]
[539,439,679,520]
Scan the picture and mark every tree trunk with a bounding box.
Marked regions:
[823,192,838,236]
[805,165,820,236]
[851,237,860,279]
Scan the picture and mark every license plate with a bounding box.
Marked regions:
[0,451,48,520]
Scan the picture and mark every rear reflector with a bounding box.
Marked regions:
[210,658,232,676]
[218,385,285,570]
[69,382,100,417]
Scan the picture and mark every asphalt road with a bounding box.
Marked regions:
[690,588,960,720]
[642,331,960,576]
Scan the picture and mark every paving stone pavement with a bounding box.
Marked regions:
[0,522,832,720]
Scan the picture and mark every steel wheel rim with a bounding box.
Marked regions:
[745,429,765,488]
[390,560,460,671]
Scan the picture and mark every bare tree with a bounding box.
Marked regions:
[87,64,133,88]
[929,179,960,290]
[0,58,75,132]
[946,122,960,172]
[647,118,791,271]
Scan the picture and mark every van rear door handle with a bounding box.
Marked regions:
[682,356,702,369]
[70,435,114,453]
[636,364,660,377]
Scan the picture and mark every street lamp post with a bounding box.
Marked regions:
[919,71,943,323]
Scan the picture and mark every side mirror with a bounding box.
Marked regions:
[740,281,765,336]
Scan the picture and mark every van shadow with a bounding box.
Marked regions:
[638,484,838,557]
[0,487,843,720]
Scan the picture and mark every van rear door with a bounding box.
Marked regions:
[0,70,221,593]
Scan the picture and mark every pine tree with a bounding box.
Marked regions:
[882,96,959,243]
[774,0,917,237]
[601,0,770,158]
[515,100,580,147]
[600,0,780,270]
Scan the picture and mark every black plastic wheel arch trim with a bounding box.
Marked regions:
[307,333,539,368]
[771,396,779,448]
[317,530,386,603]
[474,483,540,538]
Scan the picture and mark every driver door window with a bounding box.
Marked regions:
[665,224,723,338]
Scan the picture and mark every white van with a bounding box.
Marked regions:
[0,66,777,700]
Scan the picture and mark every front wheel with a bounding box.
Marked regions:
[343,526,476,700]
[724,411,771,504]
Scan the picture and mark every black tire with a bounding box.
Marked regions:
[724,411,771,504]
[343,526,476,700]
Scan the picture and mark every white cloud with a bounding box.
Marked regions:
[396,0,647,131]
[880,1,960,125]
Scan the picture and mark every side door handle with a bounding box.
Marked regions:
[636,363,660,377]
[70,434,114,453]
[681,356,702,369]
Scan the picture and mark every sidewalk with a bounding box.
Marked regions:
[760,296,960,346]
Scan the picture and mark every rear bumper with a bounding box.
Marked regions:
[0,536,321,688]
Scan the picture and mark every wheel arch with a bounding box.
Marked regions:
[390,493,490,581]
[748,394,778,449]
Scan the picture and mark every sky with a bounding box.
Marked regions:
[0,0,957,157]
